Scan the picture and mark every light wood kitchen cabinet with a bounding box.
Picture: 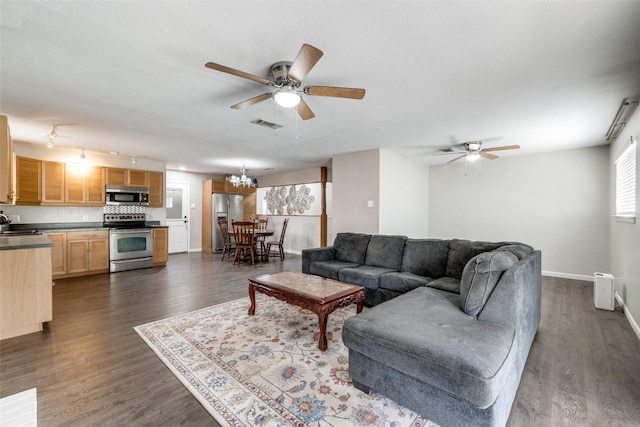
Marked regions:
[148,171,164,207]
[127,169,149,187]
[66,230,109,275]
[0,115,15,204]
[42,161,65,204]
[48,232,67,276]
[106,167,149,187]
[152,227,169,266]
[0,246,52,340]
[15,156,41,205]
[65,165,105,205]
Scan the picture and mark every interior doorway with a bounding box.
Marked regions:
[166,182,189,253]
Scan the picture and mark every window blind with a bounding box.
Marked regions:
[615,141,636,217]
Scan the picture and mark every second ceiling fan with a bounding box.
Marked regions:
[205,44,365,120]
[433,141,521,163]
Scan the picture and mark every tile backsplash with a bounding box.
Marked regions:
[0,205,165,224]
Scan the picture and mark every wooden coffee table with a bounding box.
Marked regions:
[248,271,364,351]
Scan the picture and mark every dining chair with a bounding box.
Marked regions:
[217,219,235,261]
[254,218,269,258]
[255,218,268,230]
[232,221,257,265]
[266,218,289,261]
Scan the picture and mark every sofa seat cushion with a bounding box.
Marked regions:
[401,239,450,278]
[379,272,432,293]
[338,265,396,290]
[343,287,516,409]
[309,260,361,281]
[365,235,407,270]
[425,276,461,294]
[334,233,371,264]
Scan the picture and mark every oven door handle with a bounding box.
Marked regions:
[111,229,152,234]
[111,257,153,264]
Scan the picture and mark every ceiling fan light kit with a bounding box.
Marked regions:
[273,91,301,108]
[205,43,365,120]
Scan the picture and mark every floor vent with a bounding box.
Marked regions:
[251,119,283,130]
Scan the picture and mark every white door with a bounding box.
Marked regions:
[166,182,189,253]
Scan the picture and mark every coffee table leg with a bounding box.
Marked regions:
[248,282,256,315]
[356,290,364,313]
[318,311,328,351]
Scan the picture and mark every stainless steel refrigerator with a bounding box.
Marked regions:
[212,193,244,252]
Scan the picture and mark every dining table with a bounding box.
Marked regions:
[255,229,275,261]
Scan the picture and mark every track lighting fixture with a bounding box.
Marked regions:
[132,156,137,165]
[47,125,57,148]
[80,148,86,160]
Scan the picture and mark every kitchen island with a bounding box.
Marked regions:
[0,233,53,340]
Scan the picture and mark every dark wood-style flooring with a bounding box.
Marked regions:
[1,253,639,426]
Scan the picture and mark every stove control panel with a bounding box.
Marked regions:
[104,214,147,223]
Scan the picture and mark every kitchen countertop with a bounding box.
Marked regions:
[0,234,53,251]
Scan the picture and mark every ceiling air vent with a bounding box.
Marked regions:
[251,119,283,130]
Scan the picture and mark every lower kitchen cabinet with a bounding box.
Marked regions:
[0,246,52,340]
[152,227,169,266]
[48,232,67,276]
[65,230,109,276]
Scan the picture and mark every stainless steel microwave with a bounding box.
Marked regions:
[105,185,150,206]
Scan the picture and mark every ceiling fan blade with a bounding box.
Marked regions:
[304,86,366,99]
[231,93,273,109]
[482,144,520,152]
[288,44,324,83]
[481,152,499,160]
[296,99,315,120]
[447,155,466,164]
[432,151,466,156]
[205,62,272,86]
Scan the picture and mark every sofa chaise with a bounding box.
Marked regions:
[301,233,542,427]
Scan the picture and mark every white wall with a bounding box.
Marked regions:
[332,149,380,235]
[166,170,222,252]
[257,167,325,253]
[609,110,640,336]
[379,149,429,237]
[429,146,610,278]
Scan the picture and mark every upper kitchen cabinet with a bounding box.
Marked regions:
[65,165,105,205]
[106,168,149,187]
[148,171,164,207]
[41,161,65,204]
[0,115,15,204]
[15,156,41,205]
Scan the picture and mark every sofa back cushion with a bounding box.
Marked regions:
[401,239,450,278]
[445,239,505,279]
[333,233,371,264]
[364,235,407,270]
[460,250,518,317]
[495,243,534,260]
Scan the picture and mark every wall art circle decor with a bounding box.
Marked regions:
[265,184,316,215]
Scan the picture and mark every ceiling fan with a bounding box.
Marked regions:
[433,141,520,163]
[205,44,365,120]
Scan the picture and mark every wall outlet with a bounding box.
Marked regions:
[367,200,374,208]
[191,203,196,209]
[8,214,20,222]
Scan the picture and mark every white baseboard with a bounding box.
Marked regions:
[615,292,640,342]
[542,271,594,282]
[189,248,202,253]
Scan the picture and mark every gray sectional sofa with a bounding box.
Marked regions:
[301,233,542,427]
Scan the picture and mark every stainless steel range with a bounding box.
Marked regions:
[104,213,153,272]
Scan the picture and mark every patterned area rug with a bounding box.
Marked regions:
[134,295,437,427]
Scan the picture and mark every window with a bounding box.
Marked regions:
[615,138,636,221]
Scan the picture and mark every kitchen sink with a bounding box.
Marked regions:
[0,230,42,236]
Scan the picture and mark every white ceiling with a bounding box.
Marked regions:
[2,1,639,176]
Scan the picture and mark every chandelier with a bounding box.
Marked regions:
[229,164,255,188]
